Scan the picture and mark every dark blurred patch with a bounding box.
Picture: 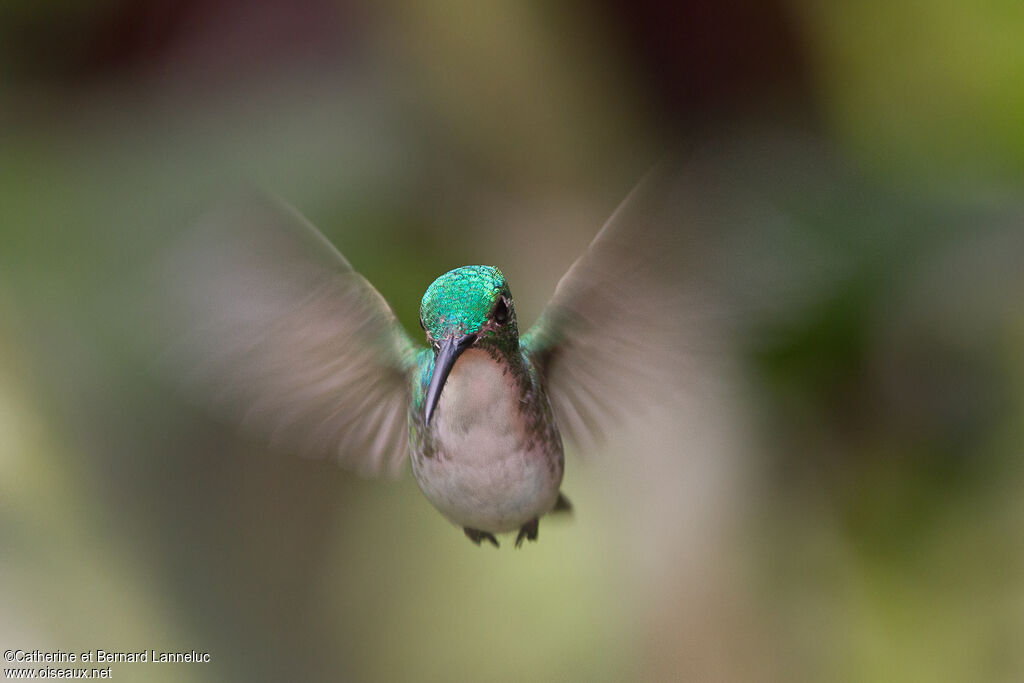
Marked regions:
[601,0,815,122]
[748,210,1020,560]
[0,0,357,85]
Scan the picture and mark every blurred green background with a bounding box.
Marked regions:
[1,1,1022,681]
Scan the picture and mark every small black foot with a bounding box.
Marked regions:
[464,527,499,548]
[515,518,539,548]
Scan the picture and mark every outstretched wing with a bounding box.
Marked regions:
[156,193,419,476]
[521,167,718,450]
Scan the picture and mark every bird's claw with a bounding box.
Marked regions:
[463,528,499,548]
[515,518,539,548]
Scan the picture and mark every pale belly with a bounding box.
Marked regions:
[411,350,563,533]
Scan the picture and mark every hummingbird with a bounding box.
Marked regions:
[159,173,687,547]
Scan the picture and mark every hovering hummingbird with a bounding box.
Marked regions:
[160,173,688,547]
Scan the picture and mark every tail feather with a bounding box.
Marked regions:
[552,492,573,514]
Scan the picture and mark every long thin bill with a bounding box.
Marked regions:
[424,333,476,425]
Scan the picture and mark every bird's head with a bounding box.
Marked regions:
[418,265,518,424]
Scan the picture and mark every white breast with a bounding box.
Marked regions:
[413,349,562,533]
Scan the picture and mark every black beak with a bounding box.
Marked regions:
[424,333,476,425]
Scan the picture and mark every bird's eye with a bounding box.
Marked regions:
[492,298,509,325]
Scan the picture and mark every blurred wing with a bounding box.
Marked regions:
[522,167,716,449]
[156,193,419,476]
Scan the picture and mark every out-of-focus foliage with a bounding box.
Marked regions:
[798,0,1024,185]
[0,2,1021,682]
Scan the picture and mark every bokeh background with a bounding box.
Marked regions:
[1,1,1022,681]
